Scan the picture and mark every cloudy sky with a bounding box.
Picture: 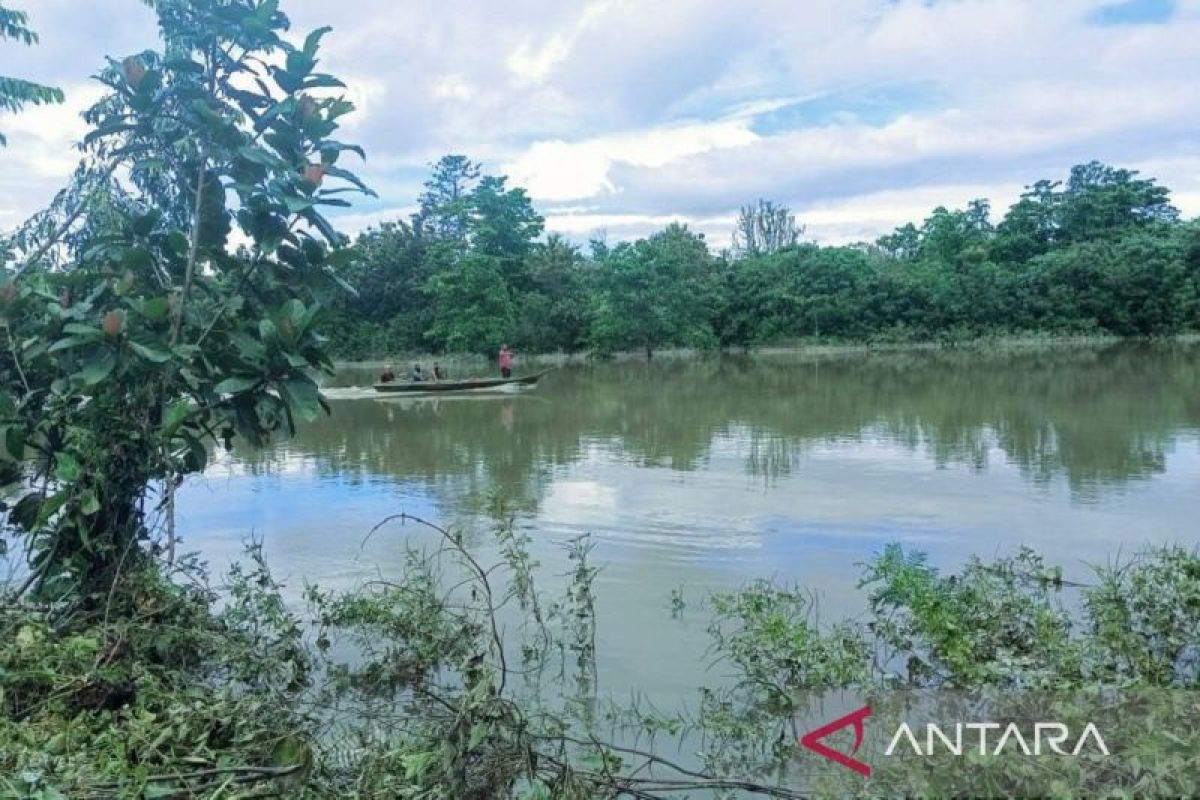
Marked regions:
[3,0,1199,248]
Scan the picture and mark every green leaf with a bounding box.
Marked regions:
[215,376,260,395]
[129,341,172,363]
[272,735,311,767]
[80,491,101,516]
[284,195,315,214]
[164,57,205,74]
[0,424,23,462]
[62,323,103,338]
[82,119,137,147]
[132,296,171,320]
[162,401,191,436]
[167,231,189,255]
[285,51,316,81]
[282,298,306,326]
[237,144,280,167]
[78,351,117,385]
[120,246,153,270]
[302,26,332,58]
[301,74,346,90]
[318,140,366,162]
[47,336,94,354]
[303,209,341,244]
[182,437,208,472]
[54,453,82,482]
[131,210,161,236]
[230,331,265,361]
[279,377,322,422]
[10,493,43,529]
[467,723,489,750]
[322,165,375,197]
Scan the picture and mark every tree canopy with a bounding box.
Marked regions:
[327,159,1198,360]
[1,0,371,596]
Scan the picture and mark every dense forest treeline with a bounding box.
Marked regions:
[327,157,1200,359]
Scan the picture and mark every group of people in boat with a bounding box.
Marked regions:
[378,344,515,384]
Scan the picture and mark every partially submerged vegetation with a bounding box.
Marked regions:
[4,515,1198,797]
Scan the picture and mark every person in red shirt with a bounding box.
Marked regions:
[498,344,514,378]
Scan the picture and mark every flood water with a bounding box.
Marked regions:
[178,341,1200,705]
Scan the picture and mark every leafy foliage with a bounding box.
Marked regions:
[590,222,720,358]
[0,4,65,146]
[0,0,371,599]
[0,548,315,799]
[4,527,1196,797]
[330,159,1199,361]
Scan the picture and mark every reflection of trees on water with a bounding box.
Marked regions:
[230,342,1200,510]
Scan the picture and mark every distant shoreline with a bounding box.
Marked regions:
[331,333,1200,370]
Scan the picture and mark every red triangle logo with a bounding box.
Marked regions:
[799,705,872,777]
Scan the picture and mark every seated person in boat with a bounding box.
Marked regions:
[410,363,426,382]
[379,365,396,383]
[433,362,447,381]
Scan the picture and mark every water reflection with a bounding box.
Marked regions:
[176,342,1200,707]
[238,342,1200,508]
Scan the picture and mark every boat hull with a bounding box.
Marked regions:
[372,371,547,394]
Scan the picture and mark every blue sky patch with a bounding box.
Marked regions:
[1088,0,1174,25]
[749,83,945,135]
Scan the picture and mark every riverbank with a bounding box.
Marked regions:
[326,332,1200,385]
[4,534,1198,797]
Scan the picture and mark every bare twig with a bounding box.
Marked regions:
[12,163,120,278]
[362,512,510,695]
[2,318,31,396]
[86,763,301,792]
[171,145,209,346]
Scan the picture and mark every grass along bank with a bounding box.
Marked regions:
[325,333,1200,388]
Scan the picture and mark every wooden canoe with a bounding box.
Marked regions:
[373,370,550,394]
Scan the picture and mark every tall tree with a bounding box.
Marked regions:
[995,163,1177,261]
[426,252,516,354]
[1059,161,1178,243]
[591,223,719,359]
[993,179,1062,262]
[732,199,803,257]
[876,223,921,260]
[916,202,992,264]
[417,154,480,243]
[518,233,590,353]
[1,0,371,597]
[0,4,64,145]
[325,220,431,356]
[466,174,544,289]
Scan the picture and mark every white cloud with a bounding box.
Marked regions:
[507,0,627,83]
[0,83,100,226]
[4,0,1200,244]
[430,74,476,103]
[544,210,736,249]
[505,118,758,202]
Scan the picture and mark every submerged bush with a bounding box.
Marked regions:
[2,529,1197,798]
